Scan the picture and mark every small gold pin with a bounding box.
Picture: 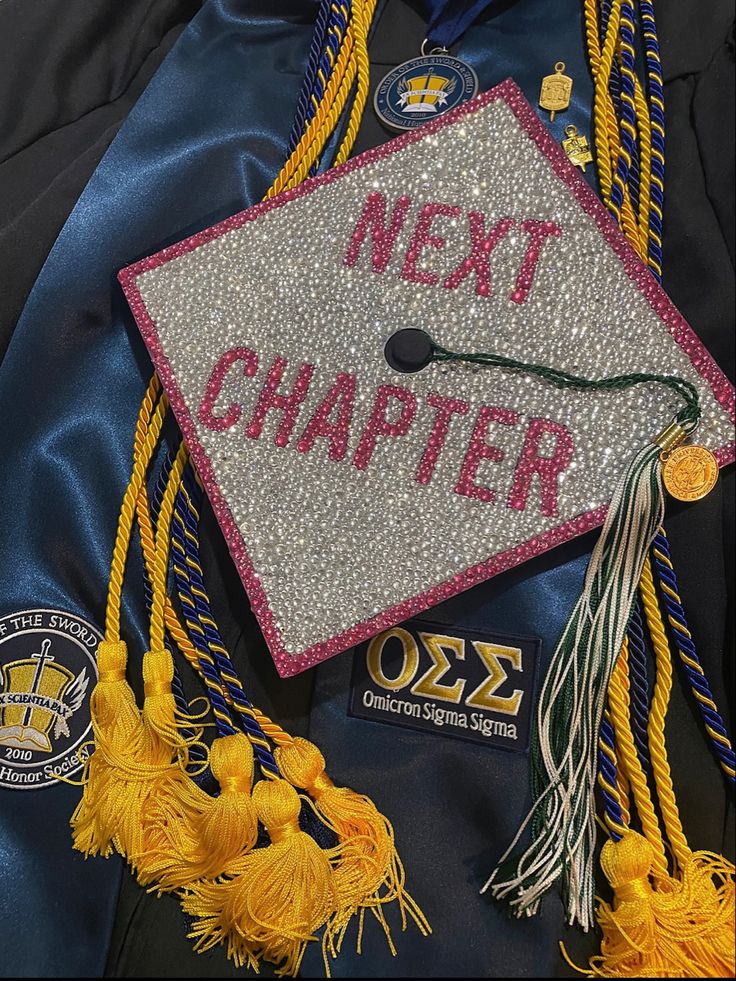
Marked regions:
[539,62,573,122]
[561,124,593,172]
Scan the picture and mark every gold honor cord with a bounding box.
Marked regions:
[567,566,735,977]
[583,0,660,270]
[73,3,429,976]
[575,3,735,975]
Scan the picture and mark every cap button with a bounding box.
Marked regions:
[384,328,433,373]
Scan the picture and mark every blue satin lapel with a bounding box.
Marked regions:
[0,1,321,975]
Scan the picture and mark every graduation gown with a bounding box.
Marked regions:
[0,0,732,976]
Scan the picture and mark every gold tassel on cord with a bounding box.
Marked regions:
[590,830,734,977]
[275,736,430,954]
[130,443,260,890]
[70,638,146,857]
[141,647,190,751]
[136,732,258,891]
[72,380,193,861]
[190,733,259,873]
[183,778,338,977]
[583,562,735,977]
[121,437,221,873]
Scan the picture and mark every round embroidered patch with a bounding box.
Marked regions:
[0,609,100,790]
[374,54,479,132]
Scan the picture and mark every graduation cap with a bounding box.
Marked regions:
[119,80,734,681]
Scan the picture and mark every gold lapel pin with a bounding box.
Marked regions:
[561,124,593,171]
[540,62,573,122]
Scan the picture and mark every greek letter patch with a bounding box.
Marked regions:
[349,618,540,752]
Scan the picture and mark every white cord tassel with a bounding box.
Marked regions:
[483,440,666,929]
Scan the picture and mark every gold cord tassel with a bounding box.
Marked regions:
[183,778,337,976]
[585,563,736,977]
[275,736,429,953]
[137,732,258,891]
[140,647,191,752]
[72,382,191,861]
[70,639,145,856]
[71,637,195,864]
[589,831,735,977]
[194,733,260,871]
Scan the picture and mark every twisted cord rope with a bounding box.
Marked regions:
[267,0,377,194]
[169,476,237,739]
[143,454,289,764]
[631,70,653,254]
[333,0,375,167]
[597,709,628,840]
[638,0,665,278]
[144,450,200,751]
[134,435,201,672]
[584,0,662,273]
[308,3,351,175]
[175,466,279,778]
[611,0,647,258]
[286,0,336,156]
[588,0,642,247]
[607,635,669,876]
[106,376,166,641]
[639,556,691,870]
[599,0,615,43]
[583,0,617,203]
[308,2,350,114]
[149,442,189,653]
[651,529,735,783]
[266,19,356,196]
[626,597,652,771]
[251,706,294,749]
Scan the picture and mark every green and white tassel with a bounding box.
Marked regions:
[484,439,667,927]
[425,336,702,929]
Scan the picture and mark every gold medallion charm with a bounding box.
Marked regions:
[662,444,719,501]
[539,62,573,121]
[562,124,593,171]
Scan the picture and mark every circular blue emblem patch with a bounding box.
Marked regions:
[0,609,100,790]
[374,54,479,132]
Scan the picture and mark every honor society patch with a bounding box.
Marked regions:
[374,54,479,132]
[0,609,100,790]
[349,620,541,752]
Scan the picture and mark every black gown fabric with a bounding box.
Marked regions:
[0,1,733,978]
[0,0,202,362]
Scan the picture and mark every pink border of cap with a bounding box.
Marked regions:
[119,79,736,678]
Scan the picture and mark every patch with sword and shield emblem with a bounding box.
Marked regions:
[374,52,478,132]
[0,609,100,790]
